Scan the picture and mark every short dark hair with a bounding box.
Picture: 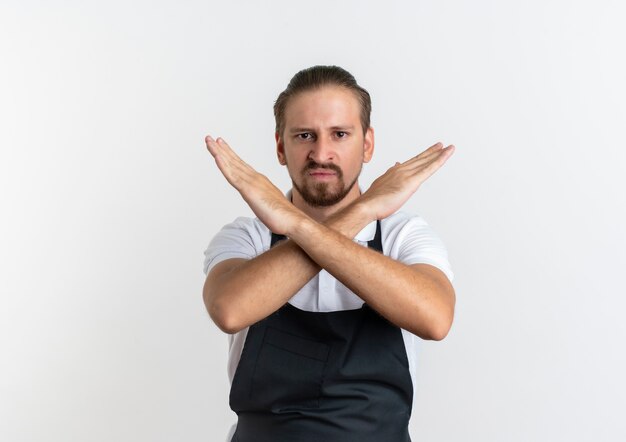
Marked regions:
[273,65,371,138]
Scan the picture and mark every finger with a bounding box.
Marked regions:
[206,136,246,175]
[419,141,444,157]
[397,143,447,170]
[210,138,263,190]
[206,135,236,162]
[406,145,454,171]
[206,136,247,181]
[412,142,444,161]
[205,135,220,158]
[394,142,444,169]
[207,136,239,171]
[213,137,258,175]
[410,145,455,179]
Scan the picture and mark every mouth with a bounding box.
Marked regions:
[308,169,337,180]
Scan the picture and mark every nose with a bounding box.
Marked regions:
[308,136,335,164]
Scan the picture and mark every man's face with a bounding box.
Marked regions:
[276,85,374,207]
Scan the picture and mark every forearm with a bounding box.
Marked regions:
[288,217,455,340]
[204,135,456,336]
[209,200,374,333]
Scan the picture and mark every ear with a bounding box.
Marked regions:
[276,132,287,165]
[363,126,374,163]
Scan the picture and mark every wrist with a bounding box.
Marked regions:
[286,212,320,245]
[284,209,314,239]
[348,198,376,224]
[326,198,376,238]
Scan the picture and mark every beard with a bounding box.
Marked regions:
[291,159,361,207]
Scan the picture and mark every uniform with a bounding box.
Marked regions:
[203,199,454,441]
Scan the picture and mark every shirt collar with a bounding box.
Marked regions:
[284,188,377,243]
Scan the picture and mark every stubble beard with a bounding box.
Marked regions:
[291,159,362,207]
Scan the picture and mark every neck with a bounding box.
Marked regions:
[291,183,362,223]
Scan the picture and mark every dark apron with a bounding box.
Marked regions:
[229,220,413,442]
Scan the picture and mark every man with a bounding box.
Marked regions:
[203,65,456,442]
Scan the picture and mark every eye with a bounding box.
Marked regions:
[336,131,348,138]
[297,133,314,141]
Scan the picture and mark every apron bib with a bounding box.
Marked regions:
[229,220,413,442]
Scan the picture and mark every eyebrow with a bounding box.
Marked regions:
[288,125,355,134]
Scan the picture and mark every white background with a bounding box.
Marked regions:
[1,1,625,441]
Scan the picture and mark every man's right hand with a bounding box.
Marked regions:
[205,135,308,236]
[357,142,455,220]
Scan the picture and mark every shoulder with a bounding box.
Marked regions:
[211,216,270,242]
[380,209,432,235]
[381,210,454,283]
[202,216,271,275]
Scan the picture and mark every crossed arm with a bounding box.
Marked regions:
[203,136,456,340]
